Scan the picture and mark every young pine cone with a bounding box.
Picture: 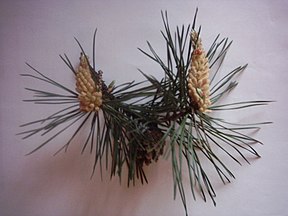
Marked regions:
[136,127,165,167]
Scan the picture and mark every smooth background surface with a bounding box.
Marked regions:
[1,0,287,215]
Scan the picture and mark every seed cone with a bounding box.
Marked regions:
[187,31,211,113]
[75,54,103,112]
[136,127,165,167]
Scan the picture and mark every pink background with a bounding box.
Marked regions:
[1,0,287,215]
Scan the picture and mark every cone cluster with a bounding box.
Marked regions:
[75,54,103,112]
[187,31,211,113]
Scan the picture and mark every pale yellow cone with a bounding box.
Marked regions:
[75,54,102,112]
[187,31,211,113]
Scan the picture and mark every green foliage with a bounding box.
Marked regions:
[137,10,271,215]
[19,9,271,216]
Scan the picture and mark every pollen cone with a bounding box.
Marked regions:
[187,31,211,113]
[75,54,103,112]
